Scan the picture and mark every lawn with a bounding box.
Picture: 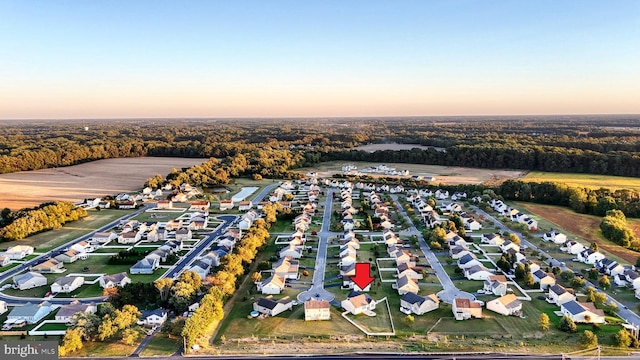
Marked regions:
[37,322,70,331]
[430,317,505,335]
[140,333,181,356]
[344,298,394,334]
[66,340,138,357]
[0,209,132,252]
[514,202,638,265]
[523,171,640,192]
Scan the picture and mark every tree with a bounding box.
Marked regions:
[98,316,117,341]
[524,271,535,288]
[581,330,598,348]
[509,233,521,245]
[102,287,119,299]
[497,256,512,273]
[590,242,599,252]
[586,286,596,302]
[405,315,415,323]
[539,313,550,331]
[559,314,577,333]
[155,278,174,302]
[251,272,262,283]
[112,305,141,331]
[571,277,587,289]
[593,292,607,308]
[514,263,526,280]
[71,312,101,341]
[587,268,599,281]
[121,328,140,345]
[599,275,610,290]
[636,256,640,269]
[613,329,632,347]
[60,328,84,354]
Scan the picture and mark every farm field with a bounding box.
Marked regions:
[293,161,525,185]
[515,202,640,264]
[0,156,207,210]
[523,171,640,192]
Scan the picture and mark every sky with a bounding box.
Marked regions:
[0,0,639,119]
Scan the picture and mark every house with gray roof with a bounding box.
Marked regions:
[130,258,159,274]
[100,272,131,288]
[13,272,47,290]
[51,276,84,294]
[55,301,97,323]
[6,302,52,324]
[253,296,294,317]
[400,293,439,315]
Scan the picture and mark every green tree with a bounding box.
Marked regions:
[514,263,526,280]
[587,268,600,281]
[539,313,550,331]
[581,330,598,348]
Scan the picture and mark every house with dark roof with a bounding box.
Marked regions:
[532,270,556,290]
[6,302,52,324]
[138,309,167,327]
[561,300,605,324]
[51,276,84,294]
[55,301,97,323]
[483,275,508,296]
[130,258,159,274]
[253,296,294,317]
[400,293,439,315]
[13,272,47,290]
[396,275,419,295]
[547,284,576,306]
[100,272,131,288]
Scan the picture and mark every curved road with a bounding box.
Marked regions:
[390,195,475,304]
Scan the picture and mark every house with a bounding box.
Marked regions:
[595,258,625,277]
[0,300,7,315]
[0,256,9,267]
[500,241,521,253]
[560,300,605,324]
[578,249,605,264]
[481,233,505,246]
[614,269,640,289]
[118,200,137,209]
[146,228,167,242]
[118,231,141,244]
[130,257,159,274]
[13,272,47,290]
[483,275,508,296]
[175,228,193,241]
[189,260,211,279]
[92,232,117,244]
[450,246,471,260]
[397,263,423,280]
[457,254,482,270]
[189,201,210,212]
[524,218,538,231]
[561,241,585,255]
[55,301,97,323]
[465,265,494,281]
[547,284,576,305]
[100,272,131,288]
[394,250,415,267]
[31,259,64,273]
[6,302,52,324]
[138,309,168,327]
[272,257,300,280]
[219,199,234,210]
[146,248,170,263]
[51,276,84,294]
[279,244,303,259]
[400,293,439,315]
[464,218,482,231]
[71,240,93,253]
[189,217,208,230]
[339,244,357,258]
[258,275,286,294]
[55,249,83,263]
[486,294,522,316]
[4,245,34,259]
[340,253,357,267]
[435,189,449,199]
[452,298,483,320]
[396,275,419,295]
[543,230,567,244]
[341,292,376,315]
[157,200,173,209]
[304,299,331,321]
[532,270,556,289]
[238,201,253,211]
[254,296,294,317]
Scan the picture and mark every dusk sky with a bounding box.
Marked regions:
[1,1,639,119]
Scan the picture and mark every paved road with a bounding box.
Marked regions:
[0,204,154,306]
[251,182,281,203]
[162,215,237,279]
[297,189,336,302]
[472,205,640,325]
[390,195,475,304]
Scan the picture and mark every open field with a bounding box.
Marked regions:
[523,171,640,192]
[0,157,207,210]
[515,202,640,264]
[293,161,525,185]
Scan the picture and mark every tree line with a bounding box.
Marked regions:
[0,201,87,242]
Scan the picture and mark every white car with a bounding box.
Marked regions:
[400,307,412,315]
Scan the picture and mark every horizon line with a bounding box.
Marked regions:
[1,112,640,122]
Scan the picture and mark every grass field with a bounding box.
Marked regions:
[515,202,639,264]
[524,171,640,192]
[0,209,131,252]
[140,333,181,356]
